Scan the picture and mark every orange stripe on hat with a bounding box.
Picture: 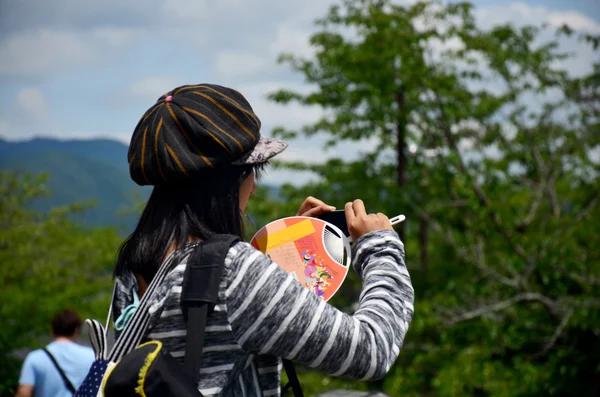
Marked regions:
[180,106,244,152]
[173,86,191,96]
[142,102,164,122]
[154,117,167,181]
[190,91,256,139]
[140,126,150,184]
[166,144,188,176]
[166,103,214,167]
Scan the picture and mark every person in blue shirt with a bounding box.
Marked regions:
[15,309,95,397]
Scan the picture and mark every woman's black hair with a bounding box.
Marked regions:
[114,162,267,283]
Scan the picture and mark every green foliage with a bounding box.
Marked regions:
[0,172,122,395]
[253,1,600,395]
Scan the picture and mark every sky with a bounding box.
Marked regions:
[0,0,599,184]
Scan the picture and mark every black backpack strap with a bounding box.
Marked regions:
[181,234,240,384]
[281,359,304,396]
[42,348,76,394]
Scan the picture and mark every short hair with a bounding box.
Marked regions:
[51,309,82,337]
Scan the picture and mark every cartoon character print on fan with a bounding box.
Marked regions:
[302,250,334,299]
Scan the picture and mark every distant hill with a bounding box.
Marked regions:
[0,137,150,229]
[0,137,129,167]
[0,137,283,230]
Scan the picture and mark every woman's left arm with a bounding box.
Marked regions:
[223,231,414,380]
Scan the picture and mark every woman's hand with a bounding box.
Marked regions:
[297,196,336,217]
[345,199,393,241]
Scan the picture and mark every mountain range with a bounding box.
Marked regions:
[0,137,150,229]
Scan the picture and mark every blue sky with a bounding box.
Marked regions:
[0,0,598,184]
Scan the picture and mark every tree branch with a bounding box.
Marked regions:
[547,175,561,217]
[412,112,524,282]
[408,199,520,288]
[444,292,562,325]
[550,194,597,244]
[517,179,546,231]
[516,127,555,230]
[431,91,535,275]
[533,308,574,358]
[429,200,470,212]
[565,272,600,287]
[530,130,560,219]
[573,195,598,224]
[537,194,598,268]
[562,298,600,308]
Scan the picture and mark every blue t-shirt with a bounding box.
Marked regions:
[18,341,95,397]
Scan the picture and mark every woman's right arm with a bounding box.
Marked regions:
[224,204,414,380]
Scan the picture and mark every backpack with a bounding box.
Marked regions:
[75,234,304,397]
[74,235,239,397]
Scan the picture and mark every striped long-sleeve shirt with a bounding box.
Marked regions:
[113,230,414,396]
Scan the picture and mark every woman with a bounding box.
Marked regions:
[113,84,414,396]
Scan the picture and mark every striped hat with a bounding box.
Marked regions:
[128,84,288,186]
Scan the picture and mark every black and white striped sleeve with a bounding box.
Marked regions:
[223,230,414,380]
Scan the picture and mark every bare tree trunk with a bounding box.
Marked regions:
[395,89,407,242]
[419,215,429,278]
[395,89,407,188]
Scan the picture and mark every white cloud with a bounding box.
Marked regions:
[66,131,132,144]
[269,24,315,60]
[261,168,320,186]
[215,51,269,80]
[0,121,40,141]
[210,1,330,82]
[475,3,600,33]
[0,27,142,77]
[128,77,184,102]
[16,88,49,118]
[161,0,215,23]
[470,4,600,78]
[234,80,323,133]
[0,119,29,140]
[90,27,142,47]
[547,11,600,33]
[0,120,10,137]
[589,145,600,164]
[0,30,90,76]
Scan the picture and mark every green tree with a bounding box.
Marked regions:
[249,1,600,395]
[0,172,122,396]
